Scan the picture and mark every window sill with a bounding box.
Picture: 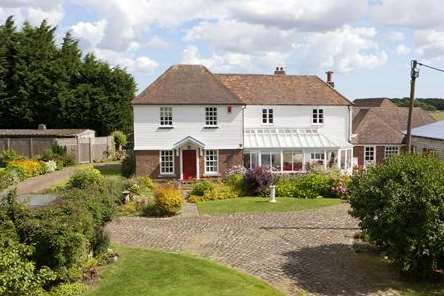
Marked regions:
[312,123,324,126]
[158,126,174,129]
[158,174,176,178]
[203,173,220,177]
[203,126,219,129]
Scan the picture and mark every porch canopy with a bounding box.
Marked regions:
[244,127,351,149]
[173,136,205,149]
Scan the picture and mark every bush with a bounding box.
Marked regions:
[275,172,334,199]
[0,169,18,190]
[0,149,23,167]
[40,145,74,168]
[189,183,239,203]
[111,130,127,150]
[43,160,57,173]
[190,180,215,196]
[6,159,45,179]
[349,154,444,277]
[244,167,275,196]
[0,238,56,296]
[47,282,88,296]
[223,166,247,196]
[67,167,105,189]
[152,184,183,216]
[126,176,153,196]
[121,150,135,177]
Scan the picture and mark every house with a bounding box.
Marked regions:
[0,125,113,163]
[352,98,435,168]
[132,65,354,180]
[410,121,444,160]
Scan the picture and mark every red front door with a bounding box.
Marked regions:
[182,150,197,180]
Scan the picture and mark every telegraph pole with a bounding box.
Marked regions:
[406,60,419,152]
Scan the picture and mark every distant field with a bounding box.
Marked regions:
[431,111,444,120]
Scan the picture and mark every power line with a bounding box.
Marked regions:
[417,62,444,73]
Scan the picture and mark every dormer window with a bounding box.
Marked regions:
[160,107,173,126]
[205,107,218,126]
[262,108,273,124]
[312,109,324,124]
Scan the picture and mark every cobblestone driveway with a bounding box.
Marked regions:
[107,204,402,296]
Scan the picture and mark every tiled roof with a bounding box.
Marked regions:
[133,64,352,106]
[411,121,444,140]
[0,129,93,137]
[216,74,352,105]
[353,98,397,107]
[352,107,435,144]
[132,65,243,105]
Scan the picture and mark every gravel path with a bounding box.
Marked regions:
[107,204,403,296]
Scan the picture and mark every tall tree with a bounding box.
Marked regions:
[0,17,136,135]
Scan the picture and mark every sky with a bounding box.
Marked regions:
[1,0,444,100]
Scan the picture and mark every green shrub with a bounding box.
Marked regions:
[152,184,183,216]
[190,180,216,196]
[111,130,127,150]
[121,150,135,177]
[189,183,239,203]
[47,282,88,296]
[126,176,153,196]
[276,172,332,199]
[349,154,444,277]
[0,169,18,190]
[224,173,246,196]
[0,238,56,296]
[67,167,105,189]
[40,146,74,168]
[0,149,23,167]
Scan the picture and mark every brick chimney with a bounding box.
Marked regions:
[326,71,334,88]
[274,66,286,75]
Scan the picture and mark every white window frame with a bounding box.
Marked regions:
[282,151,303,172]
[160,150,175,175]
[312,108,324,125]
[364,146,376,168]
[384,145,399,159]
[262,108,273,124]
[205,106,218,127]
[160,106,173,126]
[204,149,218,174]
[310,152,325,165]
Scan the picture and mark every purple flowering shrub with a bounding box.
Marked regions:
[244,166,275,196]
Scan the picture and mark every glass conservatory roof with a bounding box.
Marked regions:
[244,127,352,149]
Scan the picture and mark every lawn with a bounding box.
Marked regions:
[431,111,444,121]
[84,246,284,296]
[196,197,342,215]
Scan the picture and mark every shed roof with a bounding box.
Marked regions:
[0,129,93,137]
[353,98,396,107]
[410,121,444,140]
[244,127,351,149]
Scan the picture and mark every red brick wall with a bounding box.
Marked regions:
[136,149,243,180]
[135,150,179,179]
[353,146,364,168]
[200,149,243,179]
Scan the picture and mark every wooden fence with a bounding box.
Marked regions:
[0,136,114,164]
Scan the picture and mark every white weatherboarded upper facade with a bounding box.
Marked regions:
[134,105,243,150]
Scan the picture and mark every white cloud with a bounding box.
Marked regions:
[0,0,63,26]
[386,31,405,42]
[94,48,158,73]
[371,0,444,29]
[395,44,411,55]
[300,25,388,72]
[185,19,294,54]
[144,36,170,50]
[70,20,107,49]
[414,30,444,62]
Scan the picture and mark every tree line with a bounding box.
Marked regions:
[391,97,444,111]
[0,16,136,136]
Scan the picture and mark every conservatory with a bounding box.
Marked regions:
[243,127,353,174]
